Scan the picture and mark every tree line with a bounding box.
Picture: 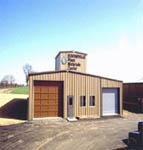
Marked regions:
[0,63,33,87]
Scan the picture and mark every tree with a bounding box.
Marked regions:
[23,63,33,85]
[1,75,15,84]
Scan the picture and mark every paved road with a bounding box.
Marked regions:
[0,114,143,150]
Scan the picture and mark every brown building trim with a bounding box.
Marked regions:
[29,70,122,83]
[29,70,65,76]
[123,82,143,84]
[55,51,87,59]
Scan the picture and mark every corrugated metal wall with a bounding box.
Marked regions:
[123,83,143,113]
[123,83,143,101]
[28,71,122,120]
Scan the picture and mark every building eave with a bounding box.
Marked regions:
[29,70,122,83]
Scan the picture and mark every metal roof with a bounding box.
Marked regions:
[29,70,122,82]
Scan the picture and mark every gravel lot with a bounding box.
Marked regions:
[0,113,143,150]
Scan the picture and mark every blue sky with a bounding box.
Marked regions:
[0,0,143,84]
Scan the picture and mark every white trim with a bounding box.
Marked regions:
[88,106,96,108]
[103,113,119,116]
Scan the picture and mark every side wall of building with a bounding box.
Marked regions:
[101,78,123,116]
[123,83,143,101]
[123,83,143,113]
[28,72,122,120]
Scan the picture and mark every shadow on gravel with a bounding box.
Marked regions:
[124,103,143,114]
[114,139,143,150]
[113,139,128,150]
[0,98,28,120]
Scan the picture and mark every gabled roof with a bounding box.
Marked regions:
[55,51,87,59]
[29,70,122,82]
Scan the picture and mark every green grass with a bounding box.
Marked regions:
[11,86,29,95]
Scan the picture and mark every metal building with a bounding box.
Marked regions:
[28,51,123,120]
[123,82,143,112]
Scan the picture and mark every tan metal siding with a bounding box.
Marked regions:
[29,72,123,120]
[98,78,101,116]
[79,75,86,116]
[28,76,33,120]
[101,78,123,116]
[101,79,121,88]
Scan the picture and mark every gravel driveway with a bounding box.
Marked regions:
[0,113,143,150]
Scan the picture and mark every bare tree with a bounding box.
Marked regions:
[23,63,33,85]
[1,75,15,84]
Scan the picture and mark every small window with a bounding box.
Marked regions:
[89,96,95,106]
[68,96,73,105]
[80,96,86,107]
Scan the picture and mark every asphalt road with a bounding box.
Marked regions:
[0,114,143,150]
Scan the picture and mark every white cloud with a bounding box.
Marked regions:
[87,33,143,82]
[9,35,143,84]
[11,32,143,84]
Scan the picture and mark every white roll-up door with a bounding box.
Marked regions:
[102,88,119,116]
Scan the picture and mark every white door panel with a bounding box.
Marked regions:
[102,88,119,115]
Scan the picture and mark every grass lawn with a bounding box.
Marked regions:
[11,86,29,95]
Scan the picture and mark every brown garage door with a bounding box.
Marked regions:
[34,81,63,118]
